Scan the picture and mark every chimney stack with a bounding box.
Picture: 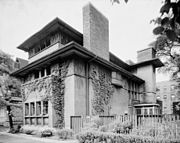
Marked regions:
[137,48,156,63]
[83,3,109,61]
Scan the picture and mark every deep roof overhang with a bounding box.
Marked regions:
[134,103,160,107]
[17,18,83,52]
[130,58,164,69]
[11,42,144,84]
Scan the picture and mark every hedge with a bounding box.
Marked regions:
[76,131,180,143]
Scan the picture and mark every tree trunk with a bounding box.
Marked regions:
[7,105,13,129]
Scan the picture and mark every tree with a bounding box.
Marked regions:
[111,0,180,78]
[0,50,21,131]
[150,0,180,79]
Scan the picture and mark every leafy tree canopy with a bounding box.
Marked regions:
[150,0,180,79]
[0,50,21,108]
[112,0,180,79]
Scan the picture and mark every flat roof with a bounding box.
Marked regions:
[17,17,83,52]
[130,58,164,68]
[11,42,144,84]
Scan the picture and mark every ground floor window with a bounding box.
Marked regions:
[136,107,160,115]
[30,102,35,116]
[36,101,41,115]
[24,100,49,125]
[43,101,48,115]
[25,103,29,116]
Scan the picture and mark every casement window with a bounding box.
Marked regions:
[30,102,35,116]
[144,109,148,115]
[163,95,167,100]
[24,100,49,126]
[34,71,39,79]
[46,66,51,76]
[136,108,141,115]
[36,101,41,115]
[25,103,29,116]
[149,108,153,115]
[40,69,45,77]
[43,101,48,115]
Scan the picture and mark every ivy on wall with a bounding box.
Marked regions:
[52,61,69,128]
[90,65,114,115]
[21,76,52,102]
[21,61,69,128]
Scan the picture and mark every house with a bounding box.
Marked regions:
[156,80,180,114]
[11,3,163,128]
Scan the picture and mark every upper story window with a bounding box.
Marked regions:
[34,71,39,79]
[28,32,72,58]
[41,69,45,77]
[156,87,160,92]
[170,85,175,91]
[163,95,167,100]
[46,66,51,76]
[30,102,35,116]
[24,65,52,83]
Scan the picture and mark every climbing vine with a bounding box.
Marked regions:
[21,76,52,102]
[90,65,114,115]
[52,61,69,128]
[21,61,69,128]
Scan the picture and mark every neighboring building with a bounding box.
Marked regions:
[11,3,163,128]
[156,80,180,114]
[0,53,28,126]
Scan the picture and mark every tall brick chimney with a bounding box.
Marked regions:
[83,3,109,61]
[136,48,157,103]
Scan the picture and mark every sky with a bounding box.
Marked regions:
[0,0,169,81]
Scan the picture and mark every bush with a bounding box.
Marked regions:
[20,125,55,137]
[131,121,178,140]
[76,131,180,143]
[111,120,132,134]
[82,116,132,134]
[20,125,37,135]
[57,128,74,140]
[82,116,104,132]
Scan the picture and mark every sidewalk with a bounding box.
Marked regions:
[0,131,78,143]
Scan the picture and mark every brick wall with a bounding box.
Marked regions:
[83,3,109,61]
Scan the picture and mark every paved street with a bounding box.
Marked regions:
[0,132,78,143]
[0,133,48,143]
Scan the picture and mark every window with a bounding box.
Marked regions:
[46,66,51,75]
[149,108,153,115]
[25,101,49,126]
[25,103,29,116]
[144,109,148,115]
[34,71,39,79]
[43,101,48,115]
[157,95,160,99]
[163,95,167,99]
[41,69,45,77]
[171,94,175,100]
[34,46,41,53]
[30,102,35,116]
[171,85,176,91]
[45,39,50,47]
[36,101,41,116]
[40,42,46,50]
[136,108,141,115]
[134,93,137,100]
